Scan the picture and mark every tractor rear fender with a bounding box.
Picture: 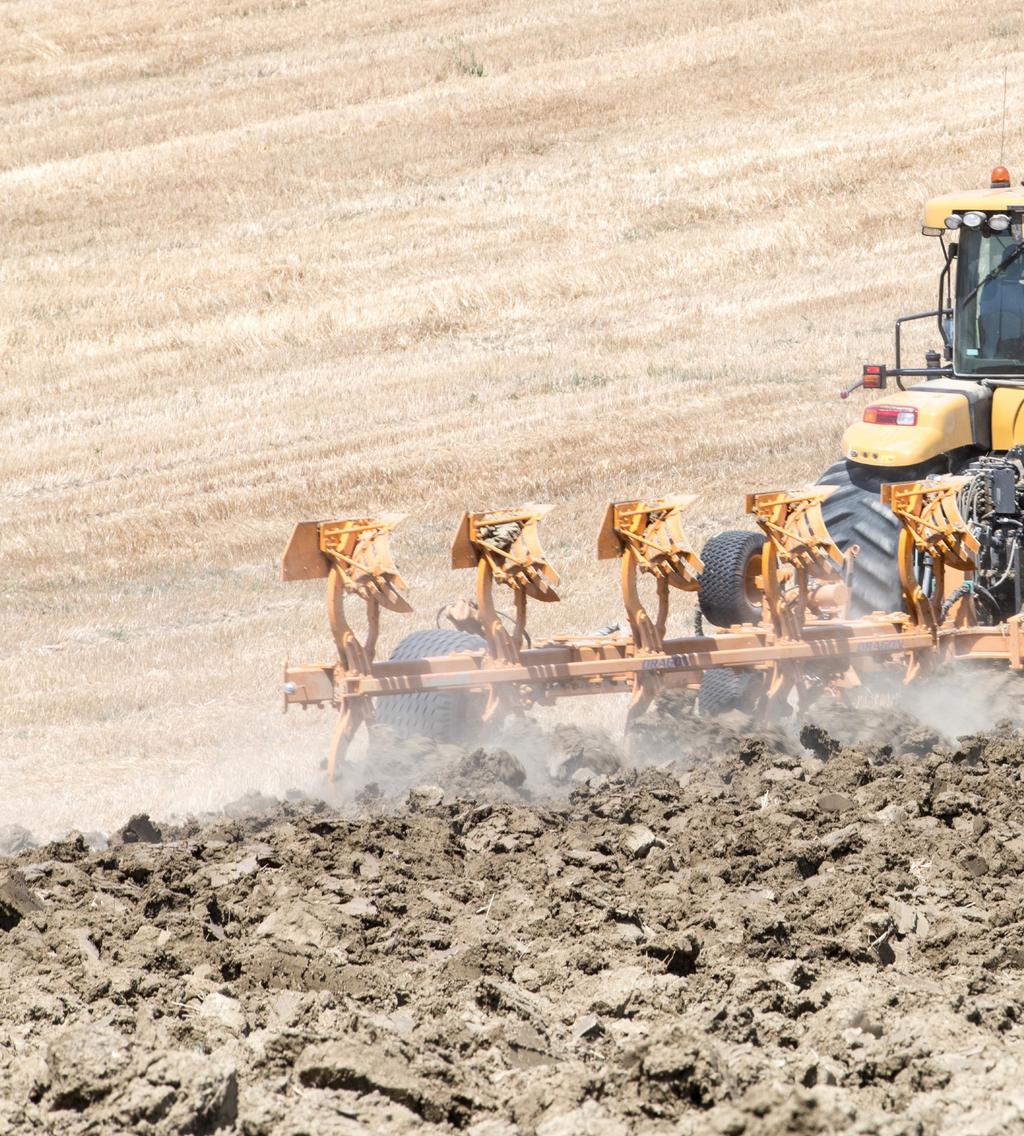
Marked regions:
[842,381,989,468]
[991,387,1024,449]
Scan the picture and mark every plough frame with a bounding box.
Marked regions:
[281,478,1024,779]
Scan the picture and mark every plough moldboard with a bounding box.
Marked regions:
[281,478,1024,780]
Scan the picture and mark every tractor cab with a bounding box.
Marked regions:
[841,166,1024,472]
[924,165,1024,378]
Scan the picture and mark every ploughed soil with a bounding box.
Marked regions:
[4,695,1024,1135]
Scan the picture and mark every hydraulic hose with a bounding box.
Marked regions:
[939,580,1002,623]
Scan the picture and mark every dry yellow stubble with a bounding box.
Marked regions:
[2,0,1021,833]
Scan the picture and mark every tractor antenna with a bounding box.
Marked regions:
[1001,65,1008,164]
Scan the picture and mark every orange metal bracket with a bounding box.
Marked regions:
[881,478,978,635]
[452,504,560,662]
[282,515,411,780]
[598,496,704,730]
[1008,615,1024,671]
[747,487,844,639]
[598,496,703,652]
[746,486,845,708]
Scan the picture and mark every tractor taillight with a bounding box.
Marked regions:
[862,364,887,389]
[863,405,918,426]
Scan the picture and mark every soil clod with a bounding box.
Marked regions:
[4,717,1024,1132]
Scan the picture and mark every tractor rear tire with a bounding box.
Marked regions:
[374,628,485,743]
[816,458,940,616]
[698,668,753,716]
[697,530,766,628]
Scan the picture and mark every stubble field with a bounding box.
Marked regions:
[2,0,1023,833]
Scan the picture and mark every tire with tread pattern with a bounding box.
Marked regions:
[697,530,766,628]
[698,668,753,716]
[374,628,485,742]
[816,458,941,617]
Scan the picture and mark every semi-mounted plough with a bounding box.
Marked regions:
[281,477,1024,781]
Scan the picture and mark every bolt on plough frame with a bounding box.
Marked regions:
[281,477,1024,781]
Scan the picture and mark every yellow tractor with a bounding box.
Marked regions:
[699,164,1024,633]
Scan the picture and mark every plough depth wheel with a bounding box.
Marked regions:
[375,628,485,743]
[698,530,765,628]
[697,668,757,716]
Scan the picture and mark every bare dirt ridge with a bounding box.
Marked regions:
[3,704,1024,1135]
